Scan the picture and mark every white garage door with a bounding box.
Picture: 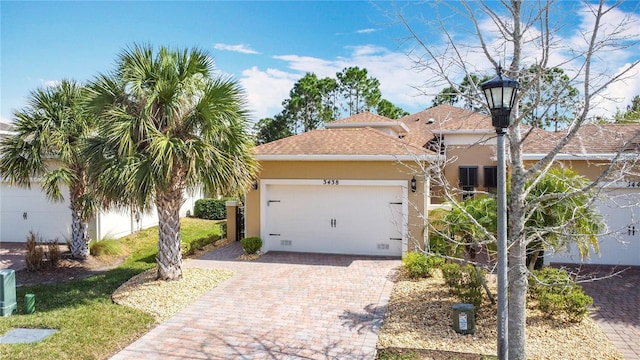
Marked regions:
[0,183,71,242]
[261,180,407,256]
[545,186,640,266]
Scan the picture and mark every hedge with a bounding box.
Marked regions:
[194,198,236,220]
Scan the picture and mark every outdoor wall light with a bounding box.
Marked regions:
[252,180,258,190]
[411,176,417,193]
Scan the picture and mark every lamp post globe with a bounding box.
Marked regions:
[481,68,519,129]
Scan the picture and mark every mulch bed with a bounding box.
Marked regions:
[15,254,124,287]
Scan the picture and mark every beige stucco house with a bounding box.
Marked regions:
[245,105,640,266]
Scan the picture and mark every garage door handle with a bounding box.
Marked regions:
[389,237,402,241]
[269,233,281,236]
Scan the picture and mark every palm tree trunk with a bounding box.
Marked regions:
[69,177,90,259]
[156,178,185,281]
[69,203,90,259]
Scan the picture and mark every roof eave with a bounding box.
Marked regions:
[255,154,436,162]
[521,153,636,161]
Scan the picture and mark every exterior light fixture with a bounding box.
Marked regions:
[252,180,258,190]
[481,67,519,130]
[480,66,519,360]
[411,176,417,193]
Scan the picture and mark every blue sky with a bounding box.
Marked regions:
[2,1,639,124]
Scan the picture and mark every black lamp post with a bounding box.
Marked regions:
[481,68,519,130]
[480,67,519,360]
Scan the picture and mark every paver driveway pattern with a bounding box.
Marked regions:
[580,267,640,360]
[110,242,401,360]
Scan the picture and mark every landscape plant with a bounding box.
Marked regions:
[441,263,485,309]
[402,251,444,278]
[528,267,593,321]
[84,44,257,280]
[0,80,97,259]
[194,198,232,220]
[241,236,262,254]
[90,238,126,257]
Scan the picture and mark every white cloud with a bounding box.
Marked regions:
[592,64,640,116]
[356,28,376,34]
[242,46,434,120]
[239,67,299,121]
[213,43,259,55]
[239,2,639,122]
[41,79,61,87]
[0,116,12,124]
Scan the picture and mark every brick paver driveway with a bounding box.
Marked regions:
[580,267,640,360]
[110,242,400,360]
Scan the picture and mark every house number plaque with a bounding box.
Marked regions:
[323,179,340,185]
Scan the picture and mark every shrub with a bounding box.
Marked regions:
[529,267,593,321]
[219,221,228,239]
[538,288,593,321]
[402,252,444,278]
[46,240,61,266]
[181,234,220,256]
[194,198,235,220]
[25,231,45,272]
[90,239,126,257]
[441,262,484,309]
[241,236,262,254]
[528,267,574,299]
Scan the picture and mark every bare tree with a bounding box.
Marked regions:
[395,1,640,359]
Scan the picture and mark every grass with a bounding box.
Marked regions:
[0,218,224,360]
[90,238,127,257]
[377,348,498,360]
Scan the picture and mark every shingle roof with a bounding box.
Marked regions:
[397,105,493,148]
[328,112,393,124]
[523,124,640,154]
[254,104,639,158]
[253,127,433,157]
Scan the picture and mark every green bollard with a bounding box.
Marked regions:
[24,294,35,314]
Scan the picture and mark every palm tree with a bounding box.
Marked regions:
[428,167,603,270]
[525,167,604,269]
[84,44,257,280]
[0,80,96,259]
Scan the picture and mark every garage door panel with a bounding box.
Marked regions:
[1,184,72,242]
[263,182,405,256]
[545,187,640,266]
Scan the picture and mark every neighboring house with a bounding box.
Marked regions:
[246,105,640,266]
[0,124,201,243]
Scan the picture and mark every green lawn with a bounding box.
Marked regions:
[0,218,224,360]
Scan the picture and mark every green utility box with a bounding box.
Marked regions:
[24,293,35,314]
[452,303,475,334]
[0,269,17,316]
